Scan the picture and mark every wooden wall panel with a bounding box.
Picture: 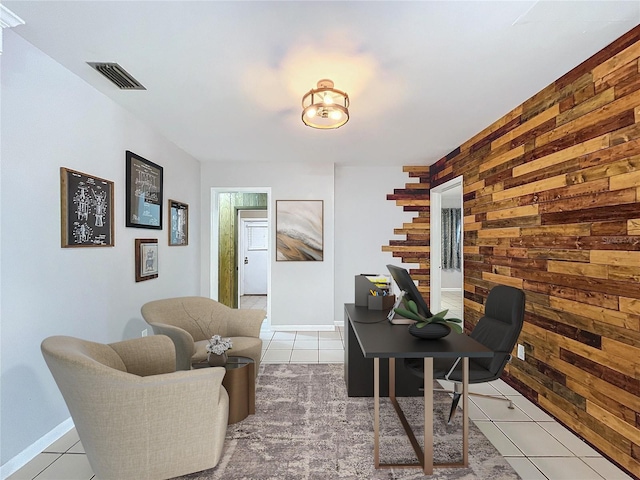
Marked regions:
[384,25,640,478]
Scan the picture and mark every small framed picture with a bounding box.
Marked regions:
[126,151,163,229]
[60,167,114,248]
[135,238,158,282]
[168,199,188,246]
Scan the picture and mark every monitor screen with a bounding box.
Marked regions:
[386,264,433,318]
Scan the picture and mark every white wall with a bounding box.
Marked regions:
[0,32,202,470]
[200,162,334,329]
[334,166,416,322]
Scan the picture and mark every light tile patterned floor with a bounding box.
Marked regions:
[7,293,633,480]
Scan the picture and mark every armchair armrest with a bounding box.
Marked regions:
[108,335,176,376]
[149,322,196,371]
[223,308,266,338]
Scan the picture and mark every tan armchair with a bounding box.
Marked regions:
[141,296,266,372]
[41,335,229,480]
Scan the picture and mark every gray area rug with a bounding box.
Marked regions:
[175,364,520,479]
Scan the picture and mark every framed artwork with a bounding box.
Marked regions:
[125,150,163,229]
[276,200,323,261]
[135,238,158,282]
[60,167,114,248]
[168,199,189,246]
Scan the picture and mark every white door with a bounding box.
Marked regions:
[241,219,268,295]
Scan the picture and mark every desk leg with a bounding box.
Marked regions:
[374,358,430,472]
[462,356,469,467]
[423,357,433,475]
[374,358,380,468]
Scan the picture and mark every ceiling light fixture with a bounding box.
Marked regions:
[301,79,349,129]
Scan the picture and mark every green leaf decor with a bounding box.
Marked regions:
[394,297,463,334]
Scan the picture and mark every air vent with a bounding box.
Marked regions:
[87,62,146,90]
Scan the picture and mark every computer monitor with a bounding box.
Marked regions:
[386,264,433,318]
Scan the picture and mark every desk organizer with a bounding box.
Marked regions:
[368,294,396,310]
[355,274,391,306]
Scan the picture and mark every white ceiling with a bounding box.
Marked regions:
[5,1,640,166]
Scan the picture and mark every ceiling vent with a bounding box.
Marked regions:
[87,62,146,90]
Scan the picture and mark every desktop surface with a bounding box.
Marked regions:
[346,304,492,359]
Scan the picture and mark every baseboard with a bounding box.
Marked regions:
[1,418,74,480]
[441,288,463,292]
[269,324,336,332]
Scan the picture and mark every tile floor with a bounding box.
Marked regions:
[7,293,634,480]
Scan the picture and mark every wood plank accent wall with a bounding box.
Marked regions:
[385,25,640,477]
[218,192,268,308]
[383,166,432,297]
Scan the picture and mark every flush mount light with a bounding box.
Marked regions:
[301,79,349,129]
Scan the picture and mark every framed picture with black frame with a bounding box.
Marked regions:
[60,167,115,247]
[168,199,188,246]
[125,150,163,229]
[135,238,158,282]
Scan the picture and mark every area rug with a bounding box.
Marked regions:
[174,364,520,479]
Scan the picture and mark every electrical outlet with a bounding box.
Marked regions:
[517,343,525,361]
[141,328,148,337]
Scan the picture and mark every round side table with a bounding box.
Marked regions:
[192,356,255,424]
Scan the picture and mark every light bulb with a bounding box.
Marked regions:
[323,93,334,105]
[329,109,342,120]
[306,107,317,118]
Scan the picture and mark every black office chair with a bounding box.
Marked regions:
[405,285,525,423]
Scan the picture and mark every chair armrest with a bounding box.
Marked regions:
[149,322,195,371]
[222,309,266,337]
[108,335,176,376]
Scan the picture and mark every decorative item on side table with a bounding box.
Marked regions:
[206,334,233,366]
[394,297,462,340]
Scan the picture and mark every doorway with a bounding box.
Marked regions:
[211,188,270,322]
[429,176,464,323]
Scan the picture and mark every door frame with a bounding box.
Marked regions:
[429,175,464,320]
[210,187,271,323]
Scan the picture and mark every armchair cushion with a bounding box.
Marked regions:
[141,296,265,372]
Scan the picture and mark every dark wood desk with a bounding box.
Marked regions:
[347,304,493,475]
[344,304,423,397]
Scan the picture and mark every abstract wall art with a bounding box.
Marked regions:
[276,200,323,261]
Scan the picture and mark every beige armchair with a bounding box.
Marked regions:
[141,296,265,372]
[41,335,229,480]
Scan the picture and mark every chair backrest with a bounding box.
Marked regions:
[42,335,176,375]
[141,296,232,340]
[470,285,525,377]
[42,335,128,376]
